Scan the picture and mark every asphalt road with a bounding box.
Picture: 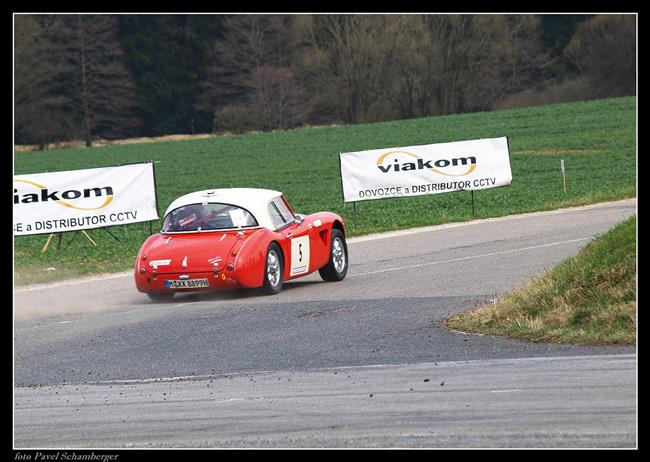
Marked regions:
[13,199,637,448]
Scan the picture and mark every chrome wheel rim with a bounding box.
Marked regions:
[267,250,280,287]
[332,238,346,273]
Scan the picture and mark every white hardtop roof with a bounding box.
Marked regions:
[164,188,284,230]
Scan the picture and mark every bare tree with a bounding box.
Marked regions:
[47,14,140,146]
[200,15,302,126]
[249,65,308,130]
[297,15,393,124]
[564,14,636,97]
[14,15,75,147]
[447,15,549,111]
[373,15,446,119]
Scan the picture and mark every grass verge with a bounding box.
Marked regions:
[444,215,637,345]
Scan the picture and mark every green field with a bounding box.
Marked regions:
[14,96,636,285]
[444,215,637,345]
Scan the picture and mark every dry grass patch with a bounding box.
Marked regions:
[444,215,636,345]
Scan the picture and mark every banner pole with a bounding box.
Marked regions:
[63,231,80,251]
[471,190,475,219]
[41,234,55,253]
[81,230,97,246]
[102,227,121,242]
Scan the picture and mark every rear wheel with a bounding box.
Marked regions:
[262,243,283,294]
[147,292,175,302]
[319,229,348,282]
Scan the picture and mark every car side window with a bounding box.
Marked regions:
[268,202,285,229]
[274,197,295,221]
[268,197,295,229]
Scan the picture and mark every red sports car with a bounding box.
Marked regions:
[135,188,348,301]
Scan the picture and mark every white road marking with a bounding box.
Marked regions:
[214,398,246,404]
[91,374,213,384]
[350,237,591,277]
[67,354,635,387]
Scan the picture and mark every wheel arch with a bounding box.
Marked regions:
[233,230,286,289]
[269,238,286,266]
[332,219,346,237]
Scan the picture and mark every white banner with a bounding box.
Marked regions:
[13,162,159,236]
[340,137,512,202]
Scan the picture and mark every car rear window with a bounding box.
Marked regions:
[162,203,258,232]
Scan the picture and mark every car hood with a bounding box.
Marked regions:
[141,231,240,274]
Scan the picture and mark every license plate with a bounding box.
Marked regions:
[164,278,209,289]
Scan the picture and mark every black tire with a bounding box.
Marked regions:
[319,228,348,282]
[262,242,284,294]
[147,292,175,302]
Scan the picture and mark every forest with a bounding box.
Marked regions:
[14,14,636,148]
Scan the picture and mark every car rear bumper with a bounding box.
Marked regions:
[135,270,242,293]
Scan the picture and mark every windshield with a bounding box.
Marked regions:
[162,203,258,232]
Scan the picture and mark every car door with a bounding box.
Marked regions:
[269,196,312,278]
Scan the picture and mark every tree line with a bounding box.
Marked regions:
[14,14,636,148]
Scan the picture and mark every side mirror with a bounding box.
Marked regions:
[295,215,304,224]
